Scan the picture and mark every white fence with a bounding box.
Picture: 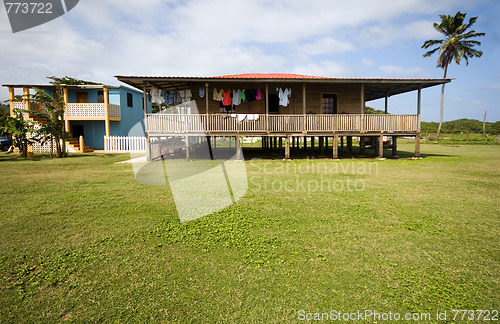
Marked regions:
[104,136,146,153]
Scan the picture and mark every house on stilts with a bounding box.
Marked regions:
[116,73,450,160]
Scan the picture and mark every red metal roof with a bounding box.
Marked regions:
[215,73,330,79]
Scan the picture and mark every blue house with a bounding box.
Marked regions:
[4,83,152,151]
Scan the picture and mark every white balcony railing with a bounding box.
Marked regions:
[66,103,120,118]
[146,114,420,134]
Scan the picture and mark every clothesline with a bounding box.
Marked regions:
[150,86,292,108]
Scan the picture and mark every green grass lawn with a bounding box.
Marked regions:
[0,144,499,322]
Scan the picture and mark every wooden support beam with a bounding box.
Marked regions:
[311,136,315,148]
[385,95,388,114]
[360,137,365,155]
[319,136,324,155]
[378,135,384,159]
[185,135,190,160]
[417,84,422,115]
[279,137,283,148]
[392,136,398,158]
[103,87,110,137]
[302,83,306,115]
[303,136,307,149]
[63,87,69,132]
[205,83,209,114]
[360,83,365,114]
[347,136,352,155]
[79,135,85,153]
[8,87,14,116]
[415,133,421,158]
[265,83,269,134]
[285,136,290,159]
[236,135,241,160]
[332,135,339,159]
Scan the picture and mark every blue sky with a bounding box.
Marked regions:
[1,0,499,122]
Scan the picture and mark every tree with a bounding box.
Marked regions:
[1,110,37,158]
[422,11,485,140]
[30,86,69,158]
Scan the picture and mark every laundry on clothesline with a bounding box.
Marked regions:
[278,88,292,107]
[213,88,223,101]
[232,89,241,106]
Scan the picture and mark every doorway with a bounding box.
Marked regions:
[76,92,89,103]
[71,125,84,139]
[322,93,337,114]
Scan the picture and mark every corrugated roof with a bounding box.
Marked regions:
[114,74,452,102]
[215,73,330,79]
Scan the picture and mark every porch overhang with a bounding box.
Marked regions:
[115,74,451,101]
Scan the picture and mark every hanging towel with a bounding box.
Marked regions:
[247,114,259,121]
[256,88,261,100]
[199,87,205,98]
[237,114,247,122]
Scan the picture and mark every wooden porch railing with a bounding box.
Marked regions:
[146,114,420,134]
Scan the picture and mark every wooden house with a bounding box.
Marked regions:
[116,73,450,159]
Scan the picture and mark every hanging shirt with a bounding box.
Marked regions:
[180,89,192,103]
[245,89,257,101]
[213,88,223,101]
[174,91,182,104]
[151,87,163,104]
[165,91,174,105]
[232,89,241,106]
[199,87,205,98]
[279,88,290,107]
[256,88,261,100]
[239,89,246,102]
[222,90,231,106]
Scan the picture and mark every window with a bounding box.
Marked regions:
[97,91,104,103]
[127,92,133,108]
[322,94,337,114]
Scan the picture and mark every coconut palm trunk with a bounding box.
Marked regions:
[437,64,448,141]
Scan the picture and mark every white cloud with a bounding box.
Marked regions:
[362,58,374,67]
[292,61,351,78]
[298,37,355,55]
[379,65,431,78]
[0,0,481,101]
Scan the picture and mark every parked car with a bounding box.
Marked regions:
[0,135,13,151]
[364,136,393,148]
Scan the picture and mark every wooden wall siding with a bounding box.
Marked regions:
[179,82,361,115]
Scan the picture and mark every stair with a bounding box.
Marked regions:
[66,137,94,153]
[30,115,49,124]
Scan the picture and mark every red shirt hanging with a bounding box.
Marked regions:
[222,90,231,106]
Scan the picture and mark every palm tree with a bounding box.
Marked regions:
[422,11,485,140]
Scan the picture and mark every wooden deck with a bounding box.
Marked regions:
[146,114,420,136]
